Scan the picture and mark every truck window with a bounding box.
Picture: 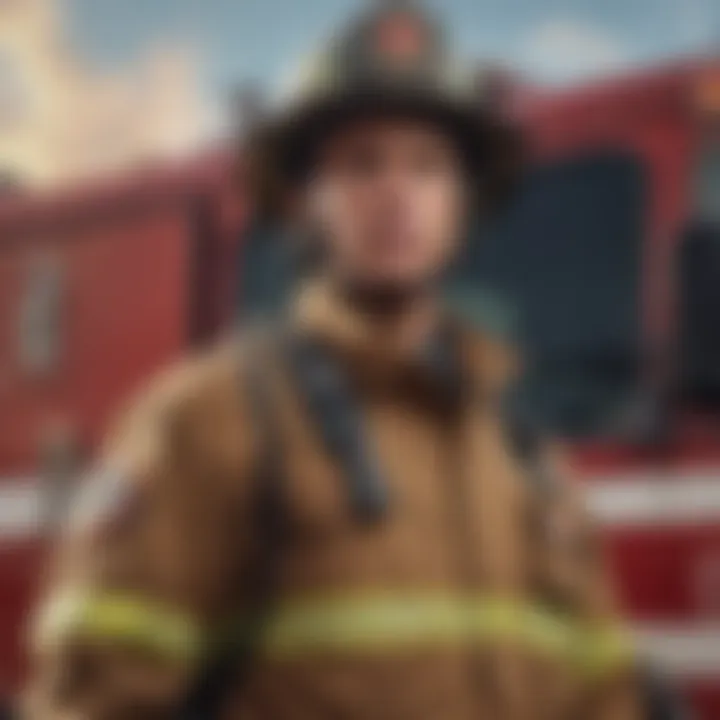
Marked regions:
[450,151,645,438]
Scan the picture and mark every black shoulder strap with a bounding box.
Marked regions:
[501,401,554,494]
[504,411,541,465]
[180,335,288,720]
[282,331,389,523]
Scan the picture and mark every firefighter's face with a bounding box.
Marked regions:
[306,117,467,292]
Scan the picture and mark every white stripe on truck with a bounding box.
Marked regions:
[584,469,720,527]
[633,623,720,678]
[0,479,43,541]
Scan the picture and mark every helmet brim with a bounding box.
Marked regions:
[242,86,523,220]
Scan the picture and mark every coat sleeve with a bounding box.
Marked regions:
[23,349,257,720]
[527,442,643,720]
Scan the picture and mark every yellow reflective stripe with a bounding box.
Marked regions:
[33,589,203,663]
[471,599,576,655]
[260,595,571,655]
[32,590,633,676]
[251,595,630,673]
[260,595,466,652]
[577,624,635,677]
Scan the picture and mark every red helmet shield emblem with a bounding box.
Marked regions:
[375,14,427,63]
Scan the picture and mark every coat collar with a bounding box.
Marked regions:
[290,279,519,404]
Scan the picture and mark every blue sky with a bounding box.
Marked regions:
[66,0,718,127]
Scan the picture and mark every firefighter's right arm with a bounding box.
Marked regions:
[527,443,643,720]
[23,351,256,720]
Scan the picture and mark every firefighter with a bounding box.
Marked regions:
[24,2,642,719]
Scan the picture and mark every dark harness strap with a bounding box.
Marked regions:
[501,406,551,492]
[283,331,390,522]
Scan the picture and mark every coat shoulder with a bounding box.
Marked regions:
[103,331,267,480]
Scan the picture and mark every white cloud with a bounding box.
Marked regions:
[518,19,630,84]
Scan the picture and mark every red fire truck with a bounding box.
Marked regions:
[0,58,719,716]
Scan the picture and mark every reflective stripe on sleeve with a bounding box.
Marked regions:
[32,588,204,664]
[578,623,636,678]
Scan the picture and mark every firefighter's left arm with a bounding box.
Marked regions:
[527,443,644,720]
[22,348,259,720]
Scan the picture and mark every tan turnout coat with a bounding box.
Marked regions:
[24,283,641,720]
